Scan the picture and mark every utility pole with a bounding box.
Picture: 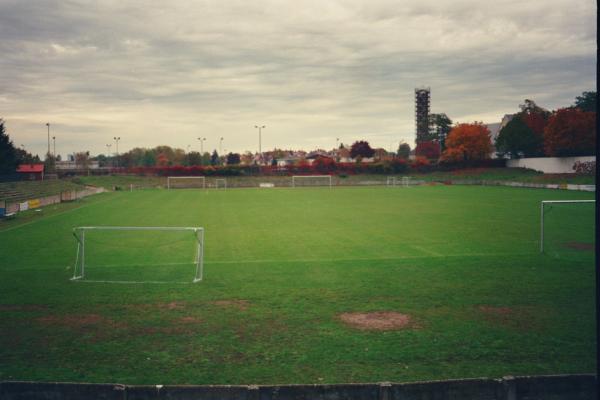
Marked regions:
[52,136,56,158]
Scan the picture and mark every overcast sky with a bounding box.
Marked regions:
[0,0,596,158]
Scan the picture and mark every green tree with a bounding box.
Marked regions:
[429,113,453,149]
[495,116,543,158]
[201,152,211,166]
[14,147,39,164]
[210,150,220,166]
[226,152,241,165]
[397,143,411,159]
[187,151,202,166]
[44,153,56,173]
[142,150,156,166]
[573,91,596,112]
[0,119,19,174]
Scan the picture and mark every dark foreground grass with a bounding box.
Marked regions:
[0,185,595,384]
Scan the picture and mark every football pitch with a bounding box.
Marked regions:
[0,185,595,384]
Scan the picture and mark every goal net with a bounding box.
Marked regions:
[71,226,204,283]
[292,175,332,187]
[540,200,595,257]
[386,176,410,187]
[215,178,227,189]
[167,176,206,189]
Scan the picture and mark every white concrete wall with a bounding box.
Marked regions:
[506,156,596,174]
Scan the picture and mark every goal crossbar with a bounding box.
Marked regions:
[291,175,332,188]
[540,200,595,252]
[71,226,205,283]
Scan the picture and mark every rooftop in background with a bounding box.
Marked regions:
[16,164,44,173]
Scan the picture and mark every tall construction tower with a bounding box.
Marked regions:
[415,87,430,143]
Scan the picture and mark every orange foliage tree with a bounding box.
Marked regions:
[415,140,441,159]
[440,123,492,162]
[543,108,596,156]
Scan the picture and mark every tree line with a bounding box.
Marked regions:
[421,91,596,163]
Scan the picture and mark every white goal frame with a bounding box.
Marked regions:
[291,175,332,188]
[215,178,227,189]
[71,226,205,283]
[167,176,206,189]
[540,200,595,252]
[386,176,410,187]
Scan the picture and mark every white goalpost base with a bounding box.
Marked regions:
[291,175,332,188]
[540,200,595,253]
[71,226,205,283]
[167,176,206,189]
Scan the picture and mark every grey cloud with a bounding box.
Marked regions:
[0,0,595,157]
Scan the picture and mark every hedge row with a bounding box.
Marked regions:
[111,158,506,177]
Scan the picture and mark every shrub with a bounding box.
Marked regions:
[573,161,596,175]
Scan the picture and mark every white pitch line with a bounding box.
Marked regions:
[409,244,443,257]
[0,252,537,272]
[72,279,193,285]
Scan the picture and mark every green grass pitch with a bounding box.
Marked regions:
[0,185,595,384]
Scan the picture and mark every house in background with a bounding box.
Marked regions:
[16,164,44,180]
[485,114,515,158]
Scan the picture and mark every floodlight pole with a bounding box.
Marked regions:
[254,125,265,157]
[52,136,56,158]
[114,137,120,168]
[197,137,206,154]
[46,123,50,157]
[219,137,224,154]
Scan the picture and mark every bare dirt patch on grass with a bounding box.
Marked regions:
[212,300,250,311]
[35,313,128,342]
[124,301,187,311]
[339,311,413,331]
[564,242,594,251]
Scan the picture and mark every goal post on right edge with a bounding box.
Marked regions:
[540,200,595,253]
[167,176,206,189]
[291,175,332,188]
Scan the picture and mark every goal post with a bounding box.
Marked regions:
[540,200,595,253]
[215,178,227,189]
[291,175,332,188]
[71,226,204,283]
[167,176,206,189]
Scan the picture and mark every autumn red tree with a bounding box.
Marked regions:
[440,123,492,162]
[415,140,441,159]
[312,156,336,173]
[156,153,169,167]
[521,112,548,137]
[543,108,596,156]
